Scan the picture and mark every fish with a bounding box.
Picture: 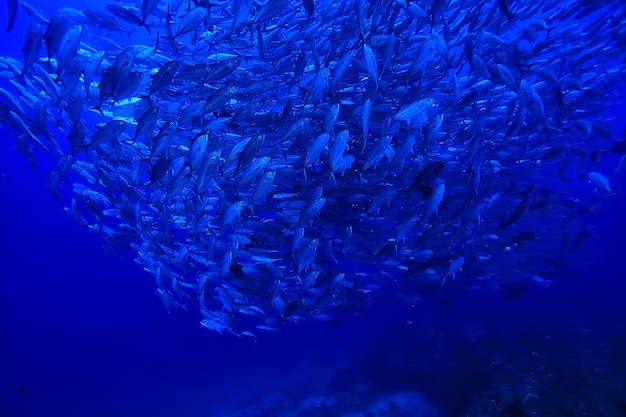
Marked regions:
[56,25,81,76]
[297,238,318,273]
[498,189,535,231]
[443,256,464,285]
[0,0,623,338]
[497,0,516,19]
[368,187,397,214]
[588,171,611,193]
[363,135,393,172]
[297,197,326,228]
[238,156,270,186]
[306,67,330,104]
[107,4,151,34]
[252,0,286,24]
[355,0,366,38]
[113,71,144,101]
[422,182,445,227]
[361,98,371,152]
[84,120,128,149]
[305,133,329,169]
[363,44,379,90]
[43,12,68,60]
[5,0,17,32]
[21,23,43,74]
[141,0,159,24]
[252,170,276,204]
[175,7,209,37]
[222,200,246,230]
[21,1,48,25]
[134,106,160,140]
[330,129,349,173]
[8,110,51,154]
[503,231,536,251]
[406,161,445,198]
[394,98,434,127]
[301,0,314,17]
[231,0,254,34]
[236,134,264,174]
[387,134,415,173]
[331,51,353,91]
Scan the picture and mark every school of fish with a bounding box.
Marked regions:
[1,0,625,337]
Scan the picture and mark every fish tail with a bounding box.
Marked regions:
[138,94,154,106]
[92,102,105,116]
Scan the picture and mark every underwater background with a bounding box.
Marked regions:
[1,0,626,416]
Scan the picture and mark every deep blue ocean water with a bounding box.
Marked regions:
[1,0,626,416]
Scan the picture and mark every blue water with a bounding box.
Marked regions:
[2,0,626,416]
[3,174,626,417]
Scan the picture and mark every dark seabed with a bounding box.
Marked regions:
[1,0,626,416]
